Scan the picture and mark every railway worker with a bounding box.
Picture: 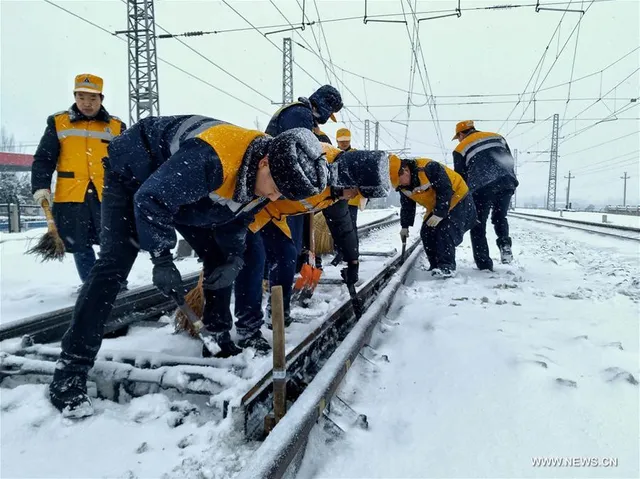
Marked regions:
[31,74,126,286]
[392,155,477,278]
[336,127,353,152]
[266,84,343,137]
[335,127,366,264]
[265,84,344,271]
[452,120,518,269]
[48,117,328,418]
[233,145,390,353]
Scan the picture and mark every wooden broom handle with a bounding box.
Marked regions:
[41,199,59,234]
[308,213,315,255]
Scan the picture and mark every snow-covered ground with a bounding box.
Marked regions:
[355,207,397,225]
[3,211,637,479]
[515,208,640,228]
[0,208,397,325]
[0,210,410,479]
[298,216,640,479]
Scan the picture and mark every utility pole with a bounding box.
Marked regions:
[374,121,379,149]
[364,119,371,149]
[282,37,294,105]
[546,113,559,211]
[122,0,160,126]
[513,148,518,209]
[620,172,630,206]
[564,171,575,210]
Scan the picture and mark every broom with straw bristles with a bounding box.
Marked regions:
[26,199,65,261]
[174,213,336,336]
[312,212,334,255]
[175,270,204,337]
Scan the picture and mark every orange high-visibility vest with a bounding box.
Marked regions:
[53,112,123,203]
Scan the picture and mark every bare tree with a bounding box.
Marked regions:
[0,127,31,203]
[0,126,17,153]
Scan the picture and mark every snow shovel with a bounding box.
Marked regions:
[400,236,407,263]
[171,292,222,357]
[292,213,322,305]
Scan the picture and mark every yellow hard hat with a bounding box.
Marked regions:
[336,128,351,142]
[452,120,474,140]
[74,73,103,94]
[389,154,402,189]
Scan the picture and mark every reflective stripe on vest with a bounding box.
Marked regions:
[57,129,114,141]
[208,193,267,215]
[299,199,314,211]
[410,182,432,194]
[169,117,227,155]
[464,140,506,165]
[454,132,507,166]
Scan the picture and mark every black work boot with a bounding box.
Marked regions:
[266,311,293,330]
[238,331,271,355]
[476,259,494,272]
[202,332,242,358]
[432,268,455,279]
[499,245,513,264]
[48,368,93,418]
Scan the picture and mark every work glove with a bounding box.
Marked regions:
[151,254,184,297]
[426,215,443,227]
[400,228,409,240]
[33,189,51,206]
[341,261,359,286]
[203,256,244,290]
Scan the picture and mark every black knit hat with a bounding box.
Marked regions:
[335,150,391,198]
[268,128,328,200]
[309,85,343,124]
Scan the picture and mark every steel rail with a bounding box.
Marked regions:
[0,212,402,344]
[510,212,640,241]
[235,241,424,479]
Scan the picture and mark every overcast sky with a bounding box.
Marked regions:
[1,0,638,206]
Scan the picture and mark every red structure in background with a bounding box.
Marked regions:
[0,152,33,172]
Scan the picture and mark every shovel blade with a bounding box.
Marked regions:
[293,263,323,305]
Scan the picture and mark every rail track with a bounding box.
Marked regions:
[0,213,401,345]
[236,243,423,478]
[1,212,418,449]
[509,212,640,242]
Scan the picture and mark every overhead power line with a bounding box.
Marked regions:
[400,0,448,156]
[342,97,631,108]
[518,68,639,153]
[505,0,597,136]
[153,26,275,104]
[348,116,639,123]
[572,152,639,176]
[154,0,616,39]
[290,38,639,111]
[561,99,639,142]
[501,0,597,136]
[266,0,400,149]
[117,0,276,104]
[45,0,273,116]
[519,99,639,164]
[560,130,640,157]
